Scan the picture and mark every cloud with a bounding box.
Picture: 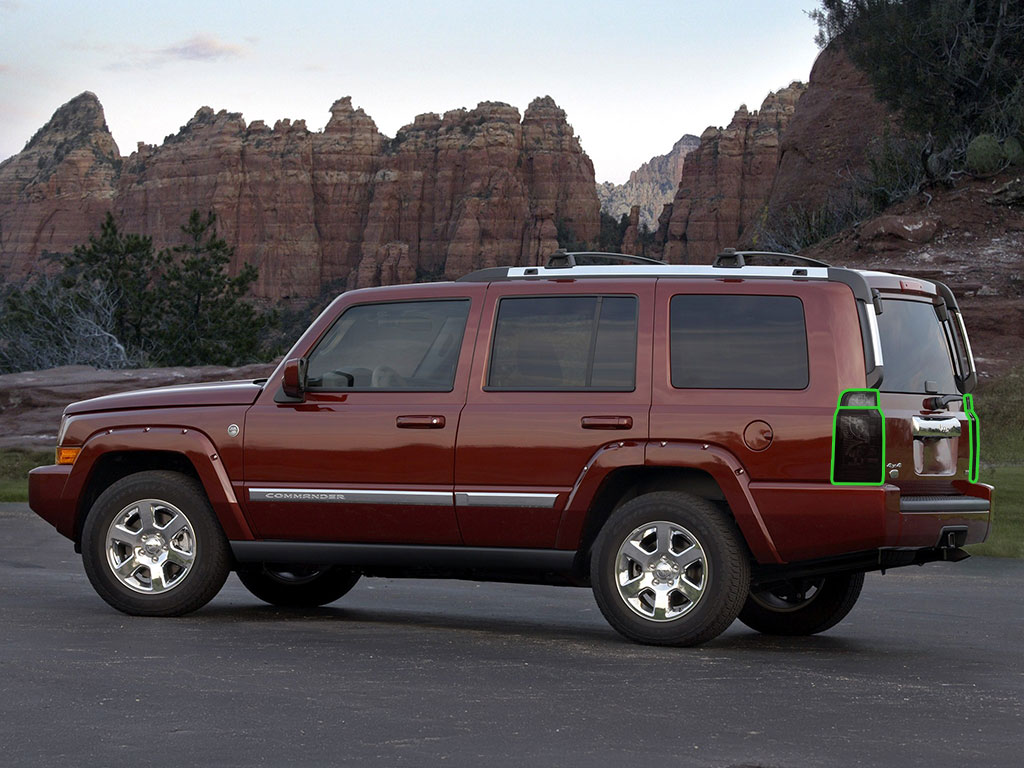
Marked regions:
[0,1,21,12]
[68,40,116,54]
[157,35,244,62]
[100,34,245,71]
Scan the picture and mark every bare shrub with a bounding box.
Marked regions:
[0,276,134,373]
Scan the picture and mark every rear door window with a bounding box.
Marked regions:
[670,294,809,389]
[487,296,637,390]
[306,299,470,391]
[876,298,958,394]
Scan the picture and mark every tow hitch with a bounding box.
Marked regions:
[937,526,970,562]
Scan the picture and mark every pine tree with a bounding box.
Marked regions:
[152,210,275,366]
[64,211,163,355]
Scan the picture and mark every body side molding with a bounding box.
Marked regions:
[249,488,451,505]
[247,489,560,508]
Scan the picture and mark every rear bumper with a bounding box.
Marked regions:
[899,496,990,513]
[750,481,993,563]
[28,465,75,540]
[894,482,992,549]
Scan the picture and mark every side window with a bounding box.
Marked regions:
[487,296,637,390]
[306,300,470,391]
[670,294,808,389]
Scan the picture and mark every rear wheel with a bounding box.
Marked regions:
[81,470,230,616]
[738,572,865,636]
[237,564,360,608]
[590,491,750,647]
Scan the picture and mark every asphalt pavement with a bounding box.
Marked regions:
[1,502,1022,767]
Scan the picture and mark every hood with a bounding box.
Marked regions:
[63,379,264,415]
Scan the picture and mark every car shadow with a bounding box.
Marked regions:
[186,600,898,657]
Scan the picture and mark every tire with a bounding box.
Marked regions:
[738,572,865,636]
[590,491,751,647]
[237,564,360,608]
[81,470,230,617]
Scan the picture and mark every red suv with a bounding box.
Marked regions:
[28,250,992,646]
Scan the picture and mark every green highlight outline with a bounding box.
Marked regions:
[964,393,980,483]
[830,388,886,486]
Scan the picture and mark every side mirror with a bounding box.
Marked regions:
[281,357,307,401]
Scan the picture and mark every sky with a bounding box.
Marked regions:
[0,0,822,184]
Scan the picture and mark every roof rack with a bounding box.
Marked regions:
[711,248,831,269]
[546,249,666,268]
[457,249,833,283]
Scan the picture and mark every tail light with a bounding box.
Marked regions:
[964,393,980,483]
[831,389,886,485]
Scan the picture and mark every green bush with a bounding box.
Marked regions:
[865,129,926,209]
[966,134,1005,174]
[1003,136,1024,166]
[812,1,1024,148]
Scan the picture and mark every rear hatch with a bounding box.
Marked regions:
[867,274,979,494]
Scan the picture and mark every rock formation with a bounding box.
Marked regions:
[760,46,893,222]
[0,93,599,298]
[620,206,641,255]
[596,134,700,230]
[0,93,122,272]
[653,83,806,263]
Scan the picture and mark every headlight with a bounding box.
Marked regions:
[56,413,69,446]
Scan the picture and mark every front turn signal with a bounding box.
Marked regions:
[56,447,81,465]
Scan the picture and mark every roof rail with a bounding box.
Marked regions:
[546,249,666,269]
[712,248,831,269]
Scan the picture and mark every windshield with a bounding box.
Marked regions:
[876,298,958,394]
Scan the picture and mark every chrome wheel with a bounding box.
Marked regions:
[739,573,864,636]
[749,578,825,613]
[236,563,360,607]
[105,499,196,594]
[261,565,327,585]
[615,520,708,622]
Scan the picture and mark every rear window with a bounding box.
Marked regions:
[670,295,808,389]
[877,299,957,394]
[487,295,637,390]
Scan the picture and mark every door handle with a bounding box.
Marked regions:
[396,415,446,429]
[581,415,633,430]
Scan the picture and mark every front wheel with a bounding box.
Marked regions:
[738,572,865,636]
[590,492,751,647]
[81,470,231,616]
[237,564,360,607]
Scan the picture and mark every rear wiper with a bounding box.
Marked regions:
[925,393,962,410]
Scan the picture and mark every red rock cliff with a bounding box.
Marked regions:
[760,46,894,222]
[653,83,806,263]
[0,93,121,274]
[0,93,598,298]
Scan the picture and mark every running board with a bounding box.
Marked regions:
[230,541,577,572]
